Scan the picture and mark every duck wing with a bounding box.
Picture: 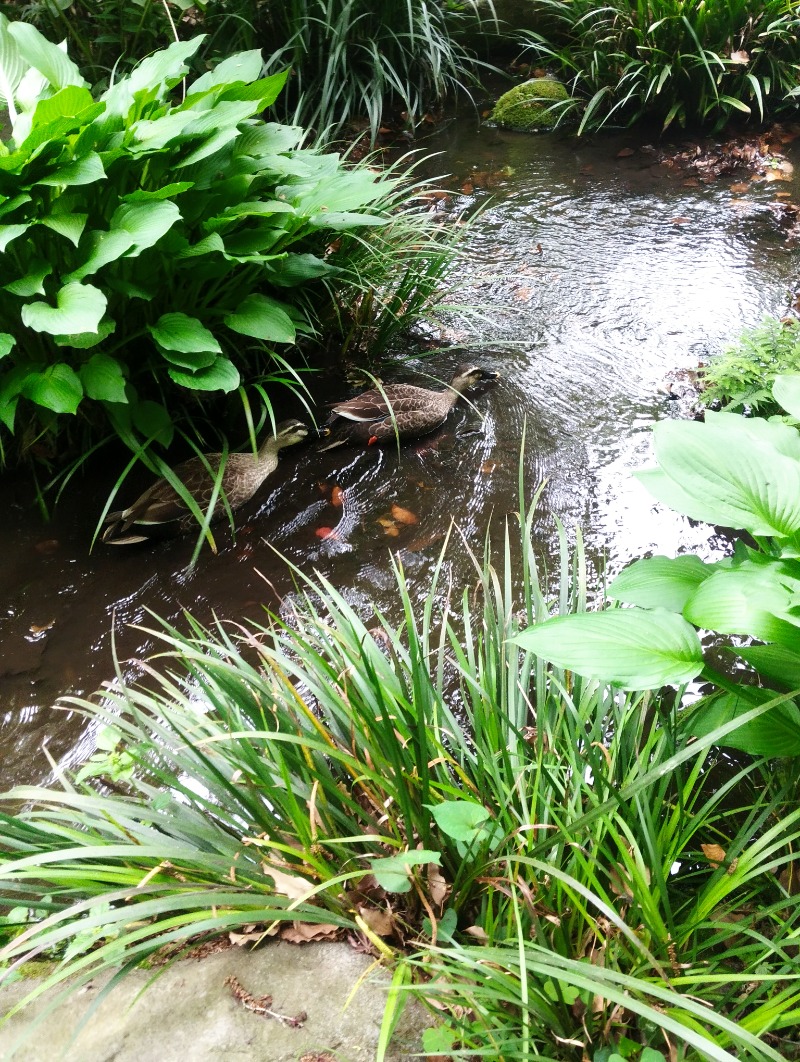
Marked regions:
[331,384,429,423]
[114,456,224,529]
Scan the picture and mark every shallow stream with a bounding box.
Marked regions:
[2,117,798,789]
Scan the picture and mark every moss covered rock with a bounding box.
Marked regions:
[490,78,570,131]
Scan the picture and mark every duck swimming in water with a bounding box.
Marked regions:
[320,363,498,450]
[102,419,310,545]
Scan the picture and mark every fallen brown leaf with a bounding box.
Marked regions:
[391,504,418,525]
[264,865,313,900]
[702,842,727,867]
[617,147,635,158]
[357,904,396,937]
[229,928,267,946]
[281,921,339,944]
[464,925,489,942]
[428,862,450,907]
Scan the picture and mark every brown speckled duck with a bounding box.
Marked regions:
[102,419,309,545]
[320,363,498,450]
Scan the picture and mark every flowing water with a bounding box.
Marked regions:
[2,119,798,789]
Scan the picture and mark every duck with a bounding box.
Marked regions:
[102,418,310,545]
[320,363,498,450]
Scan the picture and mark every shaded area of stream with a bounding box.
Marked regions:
[2,119,798,788]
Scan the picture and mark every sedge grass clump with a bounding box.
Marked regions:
[1,501,799,1058]
[259,0,499,144]
[521,0,800,133]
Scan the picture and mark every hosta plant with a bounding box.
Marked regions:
[517,374,800,759]
[0,20,406,470]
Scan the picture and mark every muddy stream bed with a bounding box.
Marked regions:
[2,118,798,790]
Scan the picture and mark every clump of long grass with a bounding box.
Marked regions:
[1,489,799,1058]
[260,0,499,143]
[521,0,800,132]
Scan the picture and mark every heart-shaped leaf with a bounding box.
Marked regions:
[609,554,713,613]
[22,282,106,335]
[224,293,296,343]
[148,313,222,354]
[638,414,800,537]
[21,362,83,414]
[79,351,127,402]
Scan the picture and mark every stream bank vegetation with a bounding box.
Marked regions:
[2,419,800,1058]
[0,21,464,506]
[519,0,800,133]
[699,315,800,415]
[8,0,500,146]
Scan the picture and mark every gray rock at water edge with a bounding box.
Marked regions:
[0,942,433,1062]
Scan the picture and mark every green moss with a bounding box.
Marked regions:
[3,959,59,982]
[490,77,570,131]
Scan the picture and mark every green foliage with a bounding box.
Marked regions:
[8,1,501,145]
[0,0,263,88]
[2,494,800,1058]
[519,375,800,758]
[521,0,800,133]
[260,0,498,143]
[0,21,443,469]
[700,317,800,414]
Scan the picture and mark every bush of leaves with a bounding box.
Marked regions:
[0,19,408,469]
[521,0,800,133]
[699,316,800,414]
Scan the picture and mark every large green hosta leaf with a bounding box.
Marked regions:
[682,560,800,648]
[148,313,222,356]
[0,15,27,115]
[638,413,800,537]
[101,37,202,118]
[66,201,180,280]
[167,356,240,392]
[21,281,106,336]
[686,688,800,757]
[737,643,800,689]
[609,554,714,613]
[512,608,704,689]
[224,294,296,343]
[21,362,83,414]
[188,50,265,96]
[773,373,800,420]
[78,352,126,402]
[7,19,85,91]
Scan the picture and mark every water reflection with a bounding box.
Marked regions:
[1,121,797,788]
